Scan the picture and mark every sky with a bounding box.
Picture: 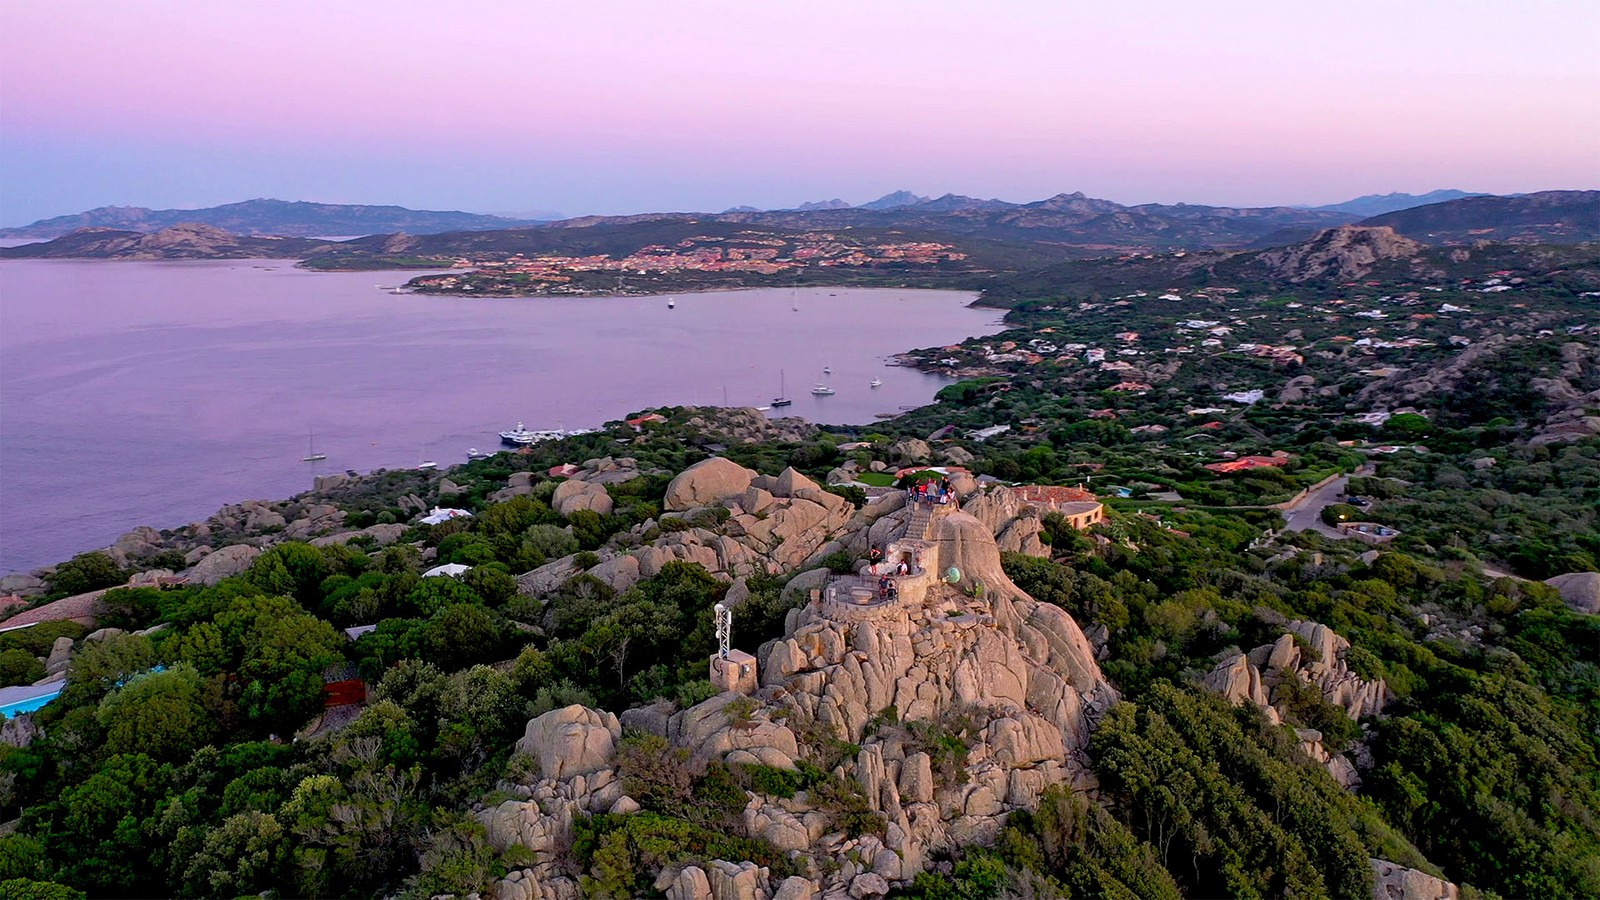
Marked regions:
[1,0,1596,224]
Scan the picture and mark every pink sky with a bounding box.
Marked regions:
[2,0,1596,222]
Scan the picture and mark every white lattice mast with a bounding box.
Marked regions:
[714,602,732,660]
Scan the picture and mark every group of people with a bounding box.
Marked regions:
[867,547,907,601]
[876,574,900,602]
[912,477,956,509]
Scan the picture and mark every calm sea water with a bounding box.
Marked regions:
[0,260,1001,573]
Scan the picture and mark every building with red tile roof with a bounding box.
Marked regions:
[1011,485,1104,529]
[1203,455,1290,474]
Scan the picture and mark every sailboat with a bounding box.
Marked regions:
[302,429,326,462]
[790,287,799,312]
[771,370,793,407]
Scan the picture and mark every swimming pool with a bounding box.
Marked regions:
[0,686,63,718]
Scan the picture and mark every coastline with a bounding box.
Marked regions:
[0,267,999,575]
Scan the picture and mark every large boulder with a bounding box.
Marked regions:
[1545,571,1600,615]
[890,438,932,464]
[1369,858,1459,900]
[551,480,614,517]
[187,544,260,586]
[515,705,621,781]
[664,458,757,512]
[45,636,75,676]
[0,574,46,598]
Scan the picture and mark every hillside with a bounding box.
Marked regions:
[1359,189,1600,243]
[3,220,1599,898]
[977,225,1600,304]
[0,224,333,260]
[0,198,551,240]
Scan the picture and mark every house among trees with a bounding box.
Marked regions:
[1010,485,1105,529]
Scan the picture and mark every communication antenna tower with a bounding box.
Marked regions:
[714,602,731,659]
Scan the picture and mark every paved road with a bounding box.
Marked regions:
[1282,464,1376,537]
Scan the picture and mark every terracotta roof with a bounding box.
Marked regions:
[0,588,109,628]
[1011,485,1097,505]
[1203,456,1289,474]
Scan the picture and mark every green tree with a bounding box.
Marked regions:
[95,664,217,761]
[180,810,286,898]
[47,552,123,596]
[236,611,343,734]
[0,650,44,688]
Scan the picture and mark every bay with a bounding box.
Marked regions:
[0,260,1001,573]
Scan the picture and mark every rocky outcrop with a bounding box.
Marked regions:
[889,439,932,464]
[1546,571,1600,615]
[567,456,645,486]
[1202,620,1385,788]
[0,574,46,599]
[1256,225,1424,282]
[516,705,622,781]
[186,544,261,586]
[1370,859,1459,900]
[960,487,1047,558]
[309,522,409,549]
[487,498,1115,896]
[551,480,614,517]
[45,636,75,677]
[665,458,758,512]
[677,407,819,446]
[745,510,1115,881]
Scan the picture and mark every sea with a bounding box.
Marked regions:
[0,259,1003,574]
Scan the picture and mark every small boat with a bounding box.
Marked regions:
[811,383,835,396]
[500,422,538,446]
[667,297,676,309]
[467,447,492,461]
[822,366,832,375]
[771,370,793,407]
[870,378,882,388]
[302,428,326,462]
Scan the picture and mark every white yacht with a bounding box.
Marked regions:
[870,377,882,388]
[500,422,538,445]
[811,383,835,396]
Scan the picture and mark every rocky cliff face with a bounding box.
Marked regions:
[1202,620,1386,788]
[1256,225,1425,282]
[480,496,1115,898]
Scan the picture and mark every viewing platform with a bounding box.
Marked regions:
[817,489,960,622]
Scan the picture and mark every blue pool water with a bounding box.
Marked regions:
[1,689,61,718]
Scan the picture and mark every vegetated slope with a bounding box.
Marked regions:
[1359,189,1600,243]
[977,225,1600,305]
[303,218,1086,273]
[0,198,551,240]
[0,224,334,260]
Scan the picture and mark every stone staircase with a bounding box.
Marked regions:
[905,503,934,541]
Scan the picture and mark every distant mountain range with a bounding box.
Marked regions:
[1359,190,1600,243]
[7,191,1595,265]
[0,198,558,240]
[1310,190,1487,217]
